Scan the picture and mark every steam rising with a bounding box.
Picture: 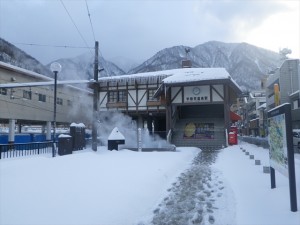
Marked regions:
[97,111,170,148]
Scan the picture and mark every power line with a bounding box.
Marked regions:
[13,42,93,49]
[60,0,90,49]
[85,0,96,42]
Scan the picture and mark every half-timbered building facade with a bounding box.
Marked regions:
[97,68,242,149]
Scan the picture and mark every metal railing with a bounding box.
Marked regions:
[0,141,53,159]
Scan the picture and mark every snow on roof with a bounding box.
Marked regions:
[98,67,242,92]
[58,134,72,138]
[162,68,231,84]
[70,123,86,128]
[257,103,266,110]
[289,90,300,96]
[108,127,125,140]
[98,68,231,84]
[99,70,172,82]
[0,61,52,81]
[0,61,92,94]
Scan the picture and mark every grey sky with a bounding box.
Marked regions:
[0,0,299,65]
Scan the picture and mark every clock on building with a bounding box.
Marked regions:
[193,87,200,95]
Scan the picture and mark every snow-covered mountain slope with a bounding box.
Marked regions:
[109,56,140,73]
[0,38,125,81]
[129,41,282,90]
[1,37,283,91]
[0,37,52,77]
[47,52,125,81]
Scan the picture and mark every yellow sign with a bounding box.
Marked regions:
[274,84,280,106]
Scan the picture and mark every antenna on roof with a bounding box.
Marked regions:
[182,48,192,68]
[185,48,190,59]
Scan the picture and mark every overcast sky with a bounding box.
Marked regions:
[0,0,299,65]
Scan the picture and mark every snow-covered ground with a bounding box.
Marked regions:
[214,142,300,225]
[0,143,299,225]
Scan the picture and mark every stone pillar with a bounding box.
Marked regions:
[8,119,15,144]
[46,121,52,141]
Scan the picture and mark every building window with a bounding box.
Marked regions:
[0,88,7,95]
[38,94,46,102]
[67,100,72,106]
[118,90,126,102]
[57,98,63,105]
[108,91,118,103]
[148,89,158,101]
[108,91,126,103]
[23,90,32,100]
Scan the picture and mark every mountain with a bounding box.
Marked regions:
[108,56,140,73]
[48,52,125,81]
[1,37,284,91]
[0,37,125,82]
[129,41,282,90]
[0,37,52,77]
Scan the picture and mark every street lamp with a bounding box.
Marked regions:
[50,62,62,157]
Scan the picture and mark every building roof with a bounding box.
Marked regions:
[162,68,230,84]
[0,61,52,81]
[0,61,92,94]
[98,67,242,94]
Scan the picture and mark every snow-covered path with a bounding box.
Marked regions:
[149,151,233,225]
[143,143,300,225]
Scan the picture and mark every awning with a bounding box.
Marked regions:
[230,111,241,122]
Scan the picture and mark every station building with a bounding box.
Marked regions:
[96,67,242,149]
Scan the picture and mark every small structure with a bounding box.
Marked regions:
[108,127,125,151]
[70,123,86,150]
[58,134,73,156]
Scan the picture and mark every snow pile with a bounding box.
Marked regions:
[213,142,300,225]
[0,147,199,225]
[1,142,299,225]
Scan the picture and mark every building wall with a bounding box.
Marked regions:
[99,83,166,113]
[266,59,300,129]
[0,63,92,125]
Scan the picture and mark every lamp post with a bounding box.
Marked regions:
[50,62,62,157]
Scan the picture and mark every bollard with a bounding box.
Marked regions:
[250,155,254,159]
[263,166,270,173]
[255,160,261,165]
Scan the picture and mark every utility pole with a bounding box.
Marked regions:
[92,41,99,151]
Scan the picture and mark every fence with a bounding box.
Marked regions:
[0,141,53,159]
[238,136,269,149]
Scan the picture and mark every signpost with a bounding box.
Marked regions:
[267,103,297,212]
